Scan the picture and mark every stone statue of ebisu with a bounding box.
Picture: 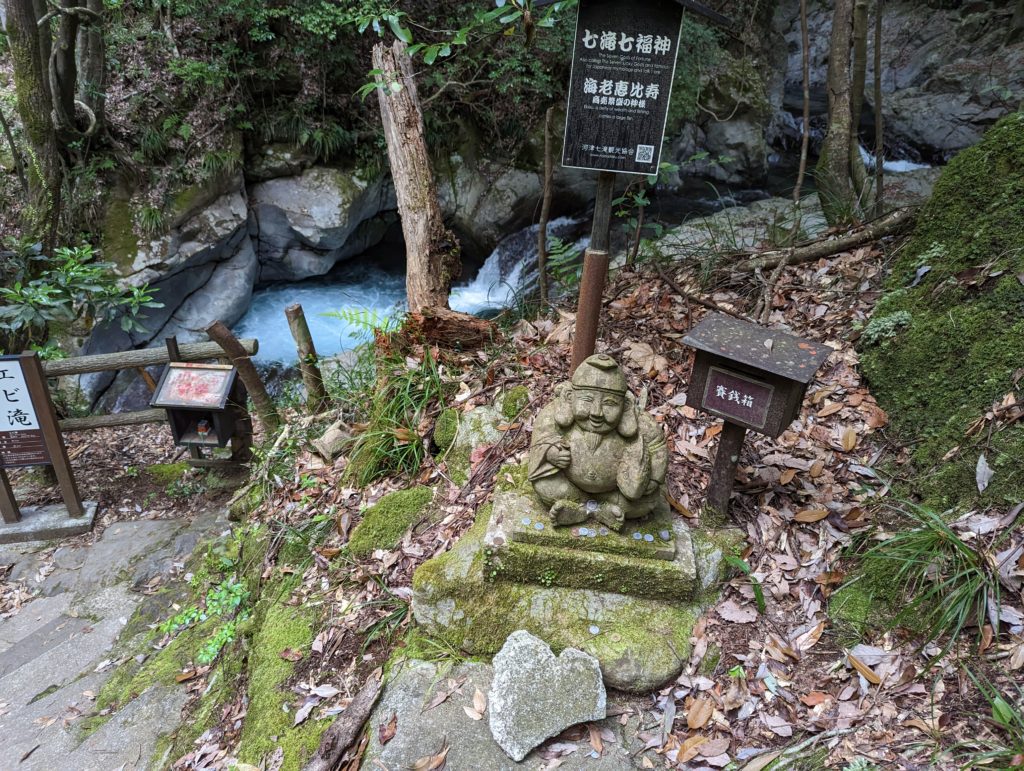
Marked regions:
[528,354,668,531]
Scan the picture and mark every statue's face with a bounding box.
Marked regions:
[572,388,624,435]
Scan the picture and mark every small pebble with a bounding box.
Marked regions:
[589,625,600,635]
[633,532,643,540]
[644,534,655,543]
[660,530,671,541]
[590,751,600,759]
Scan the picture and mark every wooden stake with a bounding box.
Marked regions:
[206,322,281,433]
[708,421,747,518]
[286,304,330,414]
[537,106,555,308]
[570,171,616,374]
[0,469,20,524]
[20,353,84,518]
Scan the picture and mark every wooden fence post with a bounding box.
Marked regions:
[206,322,281,434]
[286,304,330,414]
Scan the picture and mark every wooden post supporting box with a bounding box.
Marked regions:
[683,315,831,517]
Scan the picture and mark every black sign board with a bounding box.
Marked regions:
[562,0,685,176]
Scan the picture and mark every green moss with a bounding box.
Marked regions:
[860,112,1024,511]
[146,462,191,485]
[433,408,459,452]
[495,462,530,493]
[348,487,434,558]
[500,386,530,420]
[101,197,140,273]
[412,506,701,692]
[238,602,325,771]
[698,644,722,676]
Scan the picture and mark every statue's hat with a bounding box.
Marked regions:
[571,354,627,395]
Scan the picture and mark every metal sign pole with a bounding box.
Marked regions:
[570,170,616,373]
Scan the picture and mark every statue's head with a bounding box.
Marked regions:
[555,355,639,437]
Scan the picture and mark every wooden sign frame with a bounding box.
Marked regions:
[0,353,84,525]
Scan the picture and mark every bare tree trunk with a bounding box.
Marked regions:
[5,0,63,244]
[285,304,330,415]
[373,40,460,314]
[793,0,811,202]
[873,0,885,216]
[816,0,856,225]
[536,106,554,308]
[77,0,105,133]
[848,0,872,209]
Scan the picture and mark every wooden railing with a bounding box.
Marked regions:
[44,339,259,432]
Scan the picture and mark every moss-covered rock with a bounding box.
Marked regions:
[146,462,191,485]
[348,486,434,558]
[500,386,531,420]
[433,408,459,453]
[237,600,325,770]
[860,111,1024,511]
[412,507,702,693]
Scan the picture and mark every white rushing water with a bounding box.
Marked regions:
[858,145,931,173]
[235,217,585,363]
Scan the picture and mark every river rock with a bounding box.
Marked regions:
[250,167,395,281]
[489,631,606,762]
[362,659,641,770]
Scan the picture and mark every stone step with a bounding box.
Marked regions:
[485,496,697,602]
[0,593,73,650]
[0,615,126,707]
[0,614,93,679]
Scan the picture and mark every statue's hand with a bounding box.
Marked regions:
[546,442,571,469]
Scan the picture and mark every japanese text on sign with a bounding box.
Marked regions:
[562,0,684,175]
[0,360,40,432]
[701,367,775,431]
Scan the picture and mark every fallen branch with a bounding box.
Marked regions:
[654,265,750,321]
[302,672,383,771]
[403,307,498,351]
[729,207,915,273]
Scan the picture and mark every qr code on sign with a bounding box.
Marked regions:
[635,144,655,163]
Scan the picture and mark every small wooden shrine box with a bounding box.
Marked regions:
[684,315,831,438]
[151,363,241,448]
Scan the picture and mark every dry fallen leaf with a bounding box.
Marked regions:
[699,738,731,757]
[677,735,708,763]
[795,508,829,523]
[842,428,858,452]
[413,742,450,771]
[795,621,826,651]
[473,688,487,716]
[847,651,882,685]
[687,697,714,729]
[463,705,483,721]
[800,691,831,707]
[779,469,797,485]
[379,713,398,745]
[717,600,758,624]
[742,751,782,771]
[817,403,843,418]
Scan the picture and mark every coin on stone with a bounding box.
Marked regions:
[589,625,600,635]
[534,522,544,531]
[633,532,643,540]
[644,534,655,543]
[522,518,532,526]
[660,530,671,541]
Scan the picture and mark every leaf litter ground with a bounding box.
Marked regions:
[4,242,1021,770]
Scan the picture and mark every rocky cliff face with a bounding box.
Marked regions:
[774,0,1024,161]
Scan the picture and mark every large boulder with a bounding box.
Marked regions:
[249,167,396,281]
[859,111,1024,510]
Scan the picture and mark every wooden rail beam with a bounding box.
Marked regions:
[42,339,259,378]
[59,408,167,432]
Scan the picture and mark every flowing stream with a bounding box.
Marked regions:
[234,217,587,364]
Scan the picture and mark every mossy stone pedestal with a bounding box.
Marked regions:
[412,475,741,693]
[484,491,697,601]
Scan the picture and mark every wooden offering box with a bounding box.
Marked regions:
[151,363,240,448]
[684,315,831,438]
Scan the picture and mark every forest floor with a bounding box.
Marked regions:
[1,210,1022,770]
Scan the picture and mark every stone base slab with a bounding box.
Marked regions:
[502,491,678,562]
[0,502,98,545]
[485,492,696,601]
